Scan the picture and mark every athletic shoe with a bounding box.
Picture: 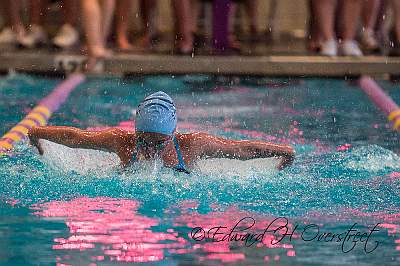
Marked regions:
[360,29,380,53]
[319,39,337,56]
[339,40,363,56]
[52,24,79,49]
[18,24,48,48]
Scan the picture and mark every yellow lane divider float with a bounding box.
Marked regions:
[0,74,85,155]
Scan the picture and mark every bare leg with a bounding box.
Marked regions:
[312,0,336,41]
[308,0,322,51]
[139,0,157,48]
[81,0,113,58]
[62,0,78,26]
[360,0,380,51]
[140,0,157,33]
[172,0,193,53]
[3,0,25,35]
[245,0,258,35]
[30,0,47,27]
[228,2,241,49]
[115,0,133,50]
[191,0,199,33]
[336,0,364,55]
[362,0,380,30]
[99,0,115,45]
[339,0,362,41]
[393,0,400,43]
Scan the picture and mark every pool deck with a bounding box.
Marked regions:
[1,40,400,77]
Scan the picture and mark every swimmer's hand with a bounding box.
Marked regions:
[28,128,43,155]
[277,149,295,170]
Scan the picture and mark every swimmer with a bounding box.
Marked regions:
[28,91,295,173]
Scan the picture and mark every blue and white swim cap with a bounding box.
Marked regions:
[135,91,177,136]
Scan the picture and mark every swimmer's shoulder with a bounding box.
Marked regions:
[101,128,136,166]
[99,128,136,148]
[175,132,212,149]
[101,127,135,138]
[174,132,210,160]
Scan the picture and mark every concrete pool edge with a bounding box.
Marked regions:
[1,52,400,77]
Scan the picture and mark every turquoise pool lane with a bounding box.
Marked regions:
[0,74,399,265]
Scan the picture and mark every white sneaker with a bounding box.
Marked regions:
[18,24,48,48]
[52,24,79,49]
[339,40,363,56]
[320,39,337,56]
[0,27,17,44]
[360,29,379,52]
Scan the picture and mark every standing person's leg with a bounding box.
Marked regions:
[307,0,322,52]
[99,0,115,45]
[390,0,400,55]
[362,0,381,30]
[360,0,380,52]
[313,0,336,41]
[81,0,102,55]
[311,0,337,55]
[18,0,48,48]
[63,0,78,26]
[139,0,157,48]
[338,0,363,56]
[190,0,200,34]
[245,0,258,38]
[393,0,400,43]
[228,1,241,50]
[0,0,26,44]
[115,0,133,50]
[81,0,113,59]
[172,0,193,54]
[52,0,80,49]
[7,0,25,34]
[30,0,47,27]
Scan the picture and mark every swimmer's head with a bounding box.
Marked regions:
[135,91,177,136]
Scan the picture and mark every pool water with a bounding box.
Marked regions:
[0,73,399,265]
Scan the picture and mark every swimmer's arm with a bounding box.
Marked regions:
[28,126,131,164]
[194,133,295,170]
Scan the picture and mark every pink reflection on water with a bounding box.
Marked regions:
[31,198,298,265]
[172,203,298,262]
[86,121,135,132]
[337,143,352,151]
[32,197,188,264]
[309,207,400,253]
[5,198,20,207]
[354,209,400,252]
[388,172,400,183]
[206,253,245,263]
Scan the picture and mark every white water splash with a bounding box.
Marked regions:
[343,145,400,172]
[194,157,280,177]
[37,140,280,178]
[39,139,120,174]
